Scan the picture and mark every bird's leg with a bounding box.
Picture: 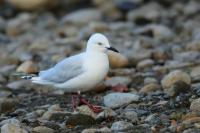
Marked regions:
[77,91,102,113]
[71,94,78,111]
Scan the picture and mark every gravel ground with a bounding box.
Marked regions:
[1,0,200,133]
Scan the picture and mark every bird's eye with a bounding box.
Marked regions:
[97,42,103,45]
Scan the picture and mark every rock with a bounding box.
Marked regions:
[137,59,154,70]
[41,104,61,120]
[16,60,38,73]
[7,80,30,90]
[139,83,161,94]
[88,22,109,32]
[0,65,16,76]
[127,2,163,23]
[191,66,200,78]
[0,74,6,83]
[7,0,58,11]
[76,105,97,119]
[103,93,140,108]
[82,127,111,133]
[1,123,28,133]
[186,40,200,51]
[133,24,174,40]
[0,98,16,113]
[144,77,158,84]
[108,51,128,68]
[96,108,117,120]
[127,49,152,66]
[61,9,102,25]
[164,81,190,97]
[161,70,191,89]
[173,51,200,62]
[121,111,138,123]
[6,13,32,37]
[0,118,20,126]
[111,121,134,131]
[65,114,96,127]
[29,39,51,52]
[190,98,200,112]
[33,126,55,133]
[105,76,131,87]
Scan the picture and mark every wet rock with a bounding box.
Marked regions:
[140,83,161,94]
[0,74,6,83]
[65,113,96,127]
[161,70,191,89]
[103,93,139,108]
[111,121,134,131]
[108,51,128,68]
[190,98,200,112]
[33,126,55,133]
[7,0,58,11]
[76,105,97,119]
[105,76,131,87]
[82,127,111,133]
[61,9,102,25]
[16,60,38,74]
[186,40,200,51]
[7,80,30,90]
[0,90,12,97]
[0,98,17,113]
[1,123,28,133]
[164,81,190,97]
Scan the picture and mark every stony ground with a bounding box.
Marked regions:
[1,0,200,133]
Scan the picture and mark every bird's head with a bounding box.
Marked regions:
[86,33,119,53]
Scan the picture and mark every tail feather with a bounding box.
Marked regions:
[21,75,53,85]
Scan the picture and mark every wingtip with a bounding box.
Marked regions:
[21,76,32,79]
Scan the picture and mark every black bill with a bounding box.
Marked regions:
[107,47,119,53]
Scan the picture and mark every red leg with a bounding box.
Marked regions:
[78,95,102,113]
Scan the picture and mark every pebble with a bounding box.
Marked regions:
[32,126,55,133]
[7,80,30,90]
[1,123,28,133]
[76,105,97,119]
[108,51,129,68]
[190,98,200,112]
[111,121,134,131]
[105,76,131,87]
[61,9,102,25]
[82,127,111,133]
[164,81,190,97]
[139,83,161,94]
[0,98,16,113]
[0,118,20,126]
[96,108,117,120]
[7,0,58,11]
[133,24,174,40]
[16,60,38,73]
[103,93,139,108]
[137,59,154,70]
[161,70,191,89]
[121,110,138,123]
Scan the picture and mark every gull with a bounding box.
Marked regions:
[22,33,119,112]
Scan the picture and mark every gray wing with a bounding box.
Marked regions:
[39,53,85,83]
